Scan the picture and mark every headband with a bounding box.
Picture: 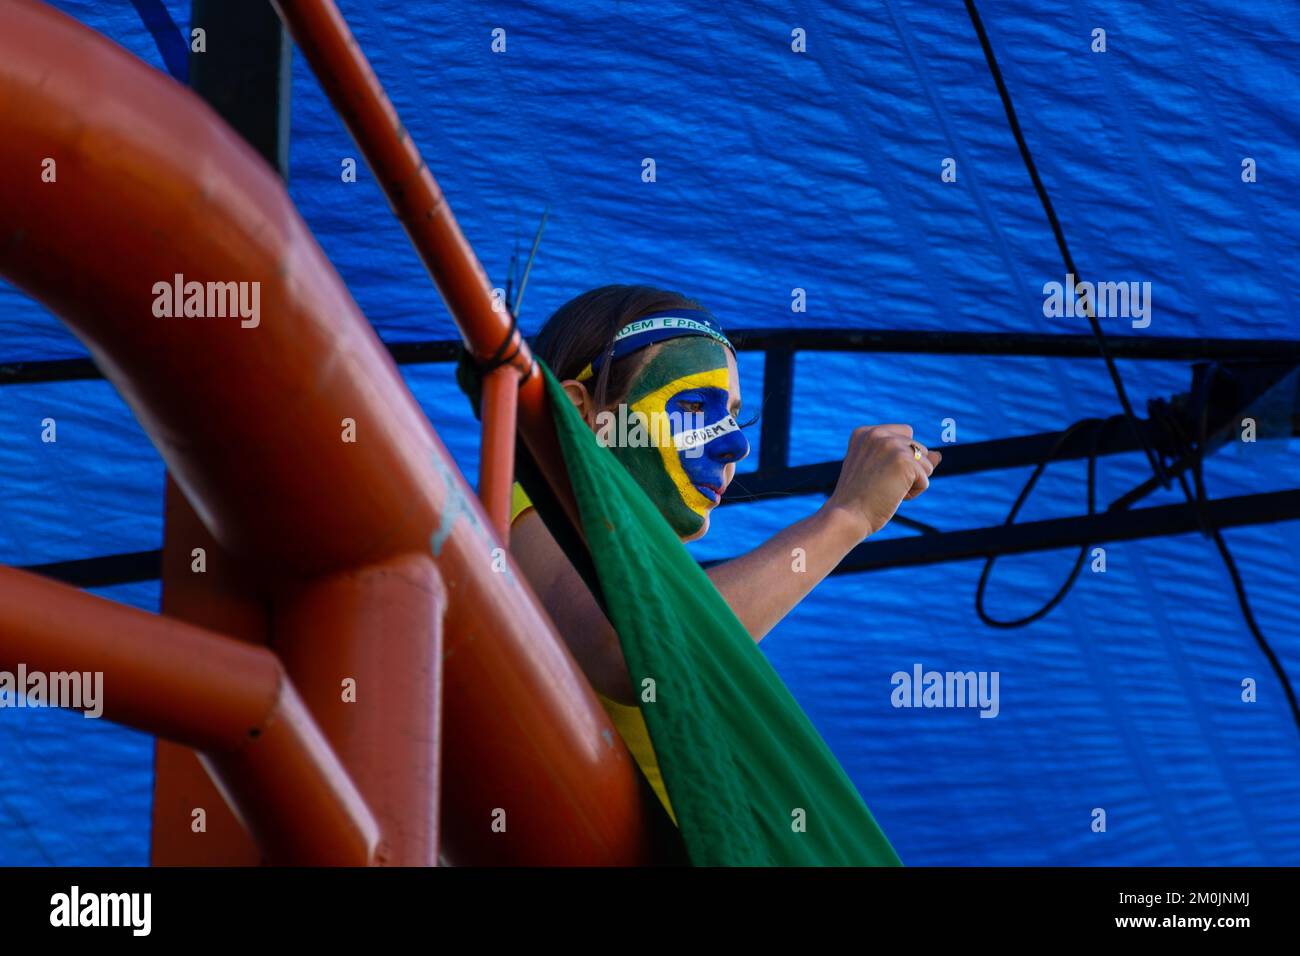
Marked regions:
[575,309,733,382]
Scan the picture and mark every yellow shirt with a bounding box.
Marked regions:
[510,483,678,825]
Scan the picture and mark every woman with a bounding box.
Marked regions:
[510,284,941,823]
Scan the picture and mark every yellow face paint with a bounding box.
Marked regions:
[606,338,749,537]
[628,367,732,520]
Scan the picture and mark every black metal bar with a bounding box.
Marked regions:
[727,421,1157,503]
[386,340,465,365]
[725,360,1299,504]
[0,357,102,385]
[8,330,1300,386]
[46,486,1300,589]
[824,489,1300,573]
[189,0,292,177]
[0,340,467,386]
[726,422,1152,502]
[758,347,793,471]
[21,550,163,589]
[726,329,1300,360]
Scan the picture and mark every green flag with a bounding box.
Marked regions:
[537,362,901,866]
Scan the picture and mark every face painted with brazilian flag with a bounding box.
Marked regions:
[582,312,750,540]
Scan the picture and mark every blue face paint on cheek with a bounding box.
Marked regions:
[669,387,750,504]
[617,339,739,536]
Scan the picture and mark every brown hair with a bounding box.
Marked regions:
[532,284,707,410]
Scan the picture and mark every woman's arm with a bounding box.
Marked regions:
[510,509,638,703]
[703,502,868,642]
[709,424,939,641]
[509,423,940,703]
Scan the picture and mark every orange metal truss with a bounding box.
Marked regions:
[0,0,661,865]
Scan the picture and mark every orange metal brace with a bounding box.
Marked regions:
[271,0,574,539]
[0,0,659,865]
[479,363,522,540]
[0,564,380,865]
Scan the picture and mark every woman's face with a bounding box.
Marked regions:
[600,337,748,541]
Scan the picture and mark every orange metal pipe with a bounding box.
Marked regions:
[273,552,447,866]
[478,363,521,541]
[152,476,268,865]
[0,564,379,865]
[0,0,657,864]
[270,0,583,535]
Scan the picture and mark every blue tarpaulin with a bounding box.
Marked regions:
[1,0,1297,865]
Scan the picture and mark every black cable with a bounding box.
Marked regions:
[481,206,549,380]
[474,308,524,377]
[1208,524,1300,736]
[1148,371,1300,738]
[976,416,1112,628]
[504,238,518,317]
[512,205,550,319]
[962,0,1170,491]
[894,515,941,536]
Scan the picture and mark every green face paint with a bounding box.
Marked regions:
[606,337,747,537]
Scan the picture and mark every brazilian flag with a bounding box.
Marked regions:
[534,362,901,866]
